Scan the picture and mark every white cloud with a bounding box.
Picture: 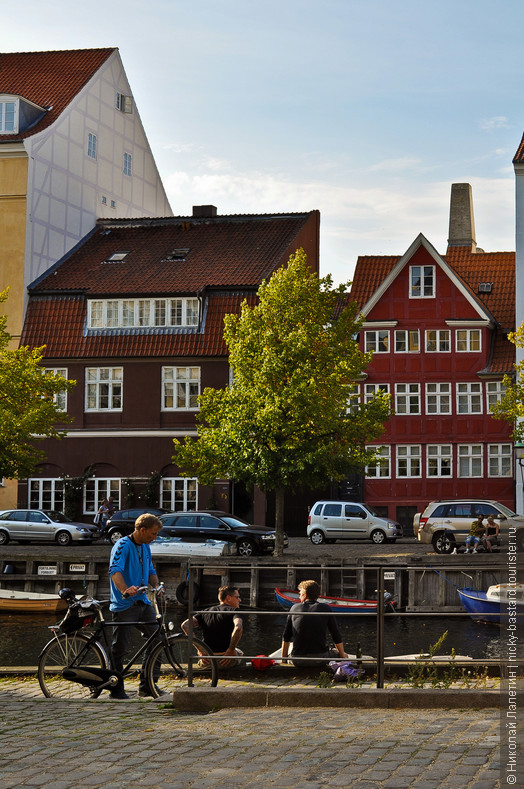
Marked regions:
[480,116,509,131]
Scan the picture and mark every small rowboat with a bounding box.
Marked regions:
[275,587,394,613]
[0,589,67,614]
[457,583,524,624]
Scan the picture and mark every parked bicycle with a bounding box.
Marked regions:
[37,584,218,699]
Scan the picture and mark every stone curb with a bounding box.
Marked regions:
[171,687,500,711]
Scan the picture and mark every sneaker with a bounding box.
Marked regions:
[451,548,457,555]
[472,548,478,553]
[109,689,129,700]
[465,549,470,553]
[138,685,167,698]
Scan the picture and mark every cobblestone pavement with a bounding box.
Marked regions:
[0,679,502,789]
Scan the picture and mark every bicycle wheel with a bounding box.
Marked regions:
[144,635,218,697]
[38,633,109,699]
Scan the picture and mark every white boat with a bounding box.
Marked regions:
[0,589,67,614]
[150,536,232,557]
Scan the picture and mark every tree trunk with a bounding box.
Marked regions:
[273,487,286,557]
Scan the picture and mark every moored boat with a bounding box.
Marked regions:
[0,589,67,614]
[275,587,394,613]
[457,583,524,624]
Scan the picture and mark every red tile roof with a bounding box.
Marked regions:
[513,132,524,164]
[0,48,115,141]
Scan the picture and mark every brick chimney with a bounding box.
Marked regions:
[447,183,477,251]
[192,205,217,218]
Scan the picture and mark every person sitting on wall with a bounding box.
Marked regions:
[181,585,243,668]
[465,516,485,554]
[482,514,500,553]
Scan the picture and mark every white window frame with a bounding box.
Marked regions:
[0,97,18,133]
[162,366,200,410]
[123,151,132,176]
[364,330,390,353]
[395,383,421,415]
[364,383,390,403]
[84,479,120,515]
[45,367,68,412]
[87,298,199,329]
[425,329,450,352]
[457,444,483,478]
[426,444,452,478]
[425,382,451,415]
[456,329,481,352]
[85,367,123,412]
[161,477,198,511]
[457,382,483,414]
[488,444,512,477]
[346,383,361,414]
[87,132,97,159]
[396,445,421,478]
[486,380,506,411]
[394,329,420,353]
[29,478,65,511]
[410,265,435,298]
[365,446,391,478]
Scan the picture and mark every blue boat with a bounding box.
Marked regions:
[457,584,524,624]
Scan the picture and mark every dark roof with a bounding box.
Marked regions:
[513,132,524,164]
[0,48,115,141]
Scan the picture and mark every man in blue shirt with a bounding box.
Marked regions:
[109,512,162,699]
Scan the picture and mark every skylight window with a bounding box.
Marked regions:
[103,251,129,264]
[164,248,190,261]
[478,282,493,294]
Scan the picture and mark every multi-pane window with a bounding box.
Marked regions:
[395,330,420,353]
[457,382,482,414]
[115,92,133,113]
[427,444,452,477]
[425,330,450,352]
[488,444,512,477]
[87,132,97,159]
[123,152,132,176]
[365,330,389,353]
[458,445,483,477]
[45,367,68,411]
[410,265,435,298]
[0,99,17,133]
[395,383,420,414]
[85,367,123,411]
[161,478,197,511]
[29,479,65,511]
[162,367,200,410]
[456,329,481,352]
[425,383,451,415]
[364,383,390,403]
[486,380,506,410]
[365,446,391,478]
[396,445,421,477]
[87,298,199,329]
[84,479,120,515]
[346,383,361,414]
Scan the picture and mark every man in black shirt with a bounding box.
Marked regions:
[281,579,348,666]
[182,585,243,667]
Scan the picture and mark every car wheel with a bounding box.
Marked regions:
[237,538,256,557]
[432,532,455,554]
[56,530,73,546]
[110,530,124,545]
[309,529,325,545]
[0,530,9,546]
[370,529,386,544]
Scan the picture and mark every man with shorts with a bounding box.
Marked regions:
[182,585,243,667]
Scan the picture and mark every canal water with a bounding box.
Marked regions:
[0,606,515,665]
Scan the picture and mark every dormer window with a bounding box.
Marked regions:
[0,99,17,133]
[0,94,47,135]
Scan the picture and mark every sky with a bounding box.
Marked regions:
[3,0,524,284]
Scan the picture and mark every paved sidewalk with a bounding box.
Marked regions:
[0,678,503,788]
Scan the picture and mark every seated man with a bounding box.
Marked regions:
[281,579,348,666]
[181,585,243,668]
[465,516,485,554]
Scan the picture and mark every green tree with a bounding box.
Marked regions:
[0,289,75,479]
[490,323,524,440]
[172,250,390,555]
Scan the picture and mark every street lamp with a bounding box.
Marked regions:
[515,441,524,513]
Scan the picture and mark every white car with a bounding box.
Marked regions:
[0,510,100,546]
[307,501,402,545]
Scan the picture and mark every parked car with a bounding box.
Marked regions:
[0,510,100,546]
[307,501,402,545]
[157,511,287,556]
[105,507,169,544]
[415,499,524,554]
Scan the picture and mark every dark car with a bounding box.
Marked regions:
[105,507,169,544]
[158,510,287,557]
[0,510,100,546]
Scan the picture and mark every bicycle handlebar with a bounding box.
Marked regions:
[123,582,165,599]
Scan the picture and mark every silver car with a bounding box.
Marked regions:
[0,510,100,546]
[307,501,402,545]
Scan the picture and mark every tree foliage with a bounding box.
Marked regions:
[0,289,75,479]
[490,323,524,441]
[172,250,390,554]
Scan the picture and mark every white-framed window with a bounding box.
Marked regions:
[346,383,361,414]
[458,444,483,478]
[427,444,452,477]
[161,478,197,511]
[29,479,65,511]
[0,98,18,133]
[456,329,481,352]
[395,383,420,414]
[162,367,200,410]
[84,479,120,515]
[425,383,451,415]
[410,265,435,298]
[396,445,421,477]
[85,367,123,411]
[395,329,419,353]
[364,383,390,403]
[488,444,512,477]
[45,367,68,411]
[365,330,389,353]
[87,132,97,159]
[486,380,506,410]
[123,152,132,176]
[457,382,482,414]
[87,298,199,329]
[116,92,133,113]
[365,445,391,478]
[425,329,450,352]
